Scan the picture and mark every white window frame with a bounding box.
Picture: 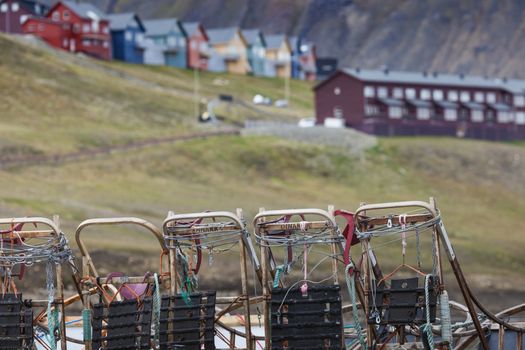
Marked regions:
[497,111,511,123]
[364,86,375,98]
[333,107,343,119]
[125,31,133,41]
[63,10,70,20]
[486,92,496,103]
[19,14,28,24]
[444,108,457,121]
[460,91,470,102]
[83,24,90,33]
[136,33,144,43]
[389,106,402,119]
[474,92,484,103]
[377,86,388,98]
[393,87,403,99]
[471,109,484,122]
[432,89,443,101]
[417,107,431,120]
[0,4,8,13]
[448,90,458,101]
[103,41,108,48]
[420,89,431,100]
[52,11,60,21]
[11,2,19,12]
[365,104,379,116]
[515,112,525,125]
[405,88,416,99]
[514,95,525,107]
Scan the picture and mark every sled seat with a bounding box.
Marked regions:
[270,285,343,350]
[368,277,438,326]
[159,291,216,350]
[92,297,153,350]
[0,293,33,350]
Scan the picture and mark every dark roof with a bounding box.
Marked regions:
[62,1,107,20]
[462,102,484,110]
[341,68,525,94]
[407,99,433,108]
[241,29,265,46]
[207,27,239,44]
[265,34,287,49]
[182,22,199,36]
[488,103,512,111]
[435,100,459,109]
[143,18,184,37]
[107,13,144,31]
[378,98,404,107]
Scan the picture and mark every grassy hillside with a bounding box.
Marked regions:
[0,34,312,156]
[1,34,525,302]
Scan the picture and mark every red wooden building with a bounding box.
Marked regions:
[314,68,525,140]
[182,21,209,70]
[22,1,111,60]
[0,0,48,34]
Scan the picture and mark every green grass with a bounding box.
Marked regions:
[1,33,525,291]
[0,34,312,155]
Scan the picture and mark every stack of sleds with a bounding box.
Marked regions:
[1,199,524,350]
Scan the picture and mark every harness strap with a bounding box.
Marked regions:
[334,210,359,274]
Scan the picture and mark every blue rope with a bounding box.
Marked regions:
[345,263,367,350]
[82,309,92,342]
[273,265,284,288]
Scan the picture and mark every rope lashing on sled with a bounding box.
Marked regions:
[0,228,73,268]
[82,309,92,342]
[355,214,441,240]
[345,263,367,350]
[152,272,161,346]
[421,274,434,350]
[46,261,59,350]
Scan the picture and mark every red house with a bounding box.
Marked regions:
[182,21,209,70]
[314,68,525,140]
[0,0,48,34]
[22,1,111,60]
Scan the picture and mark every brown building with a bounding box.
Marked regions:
[314,68,525,140]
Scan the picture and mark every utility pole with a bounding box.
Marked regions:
[193,64,200,118]
[284,72,290,105]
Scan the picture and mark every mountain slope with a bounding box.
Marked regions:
[80,0,525,78]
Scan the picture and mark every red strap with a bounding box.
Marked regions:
[334,210,359,273]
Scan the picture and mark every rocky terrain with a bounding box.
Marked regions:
[70,0,525,78]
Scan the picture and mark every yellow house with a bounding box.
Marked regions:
[265,34,292,78]
[207,27,250,75]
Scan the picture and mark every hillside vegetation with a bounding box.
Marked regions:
[1,34,525,302]
[0,34,312,157]
[79,0,525,78]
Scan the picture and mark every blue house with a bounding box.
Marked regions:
[107,13,145,64]
[143,18,187,68]
[242,29,266,77]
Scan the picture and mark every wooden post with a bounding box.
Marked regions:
[327,205,339,286]
[238,208,253,350]
[53,215,67,350]
[258,208,271,350]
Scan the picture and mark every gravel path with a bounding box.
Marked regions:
[242,125,377,155]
